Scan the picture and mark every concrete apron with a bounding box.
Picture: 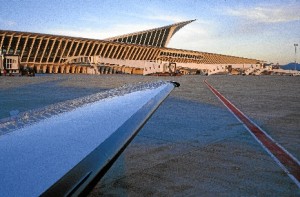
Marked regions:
[90,93,300,196]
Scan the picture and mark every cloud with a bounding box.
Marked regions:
[47,11,201,40]
[79,15,100,23]
[47,23,159,40]
[48,28,102,39]
[101,23,161,38]
[48,7,198,40]
[123,12,186,24]
[121,5,196,24]
[141,14,188,23]
[0,18,17,27]
[227,4,300,23]
[168,21,216,51]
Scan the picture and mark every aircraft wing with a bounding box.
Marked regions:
[0,81,179,197]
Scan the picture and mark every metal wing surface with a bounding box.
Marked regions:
[0,81,179,196]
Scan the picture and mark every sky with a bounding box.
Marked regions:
[0,0,300,64]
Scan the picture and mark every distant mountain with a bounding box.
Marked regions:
[281,63,300,71]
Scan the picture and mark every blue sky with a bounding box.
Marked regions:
[0,0,299,64]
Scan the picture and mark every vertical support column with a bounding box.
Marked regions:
[78,41,87,56]
[139,48,147,60]
[133,34,138,44]
[96,44,104,57]
[53,65,59,73]
[155,30,162,47]
[20,36,29,61]
[72,41,80,57]
[125,36,129,43]
[130,35,134,43]
[59,39,70,63]
[83,42,91,57]
[140,48,149,60]
[59,65,65,73]
[0,33,6,52]
[34,64,40,73]
[129,47,137,60]
[88,42,96,57]
[125,46,134,60]
[111,45,120,59]
[148,49,157,60]
[6,34,14,54]
[70,65,76,73]
[13,34,21,55]
[133,47,142,60]
[46,38,56,63]
[145,48,154,60]
[93,43,101,56]
[152,49,160,60]
[159,29,167,47]
[33,37,43,63]
[151,30,158,47]
[106,44,115,58]
[142,32,149,45]
[115,45,124,59]
[47,65,53,73]
[40,65,45,73]
[120,46,129,59]
[138,33,144,45]
[75,66,81,73]
[64,40,74,61]
[137,48,146,60]
[102,44,110,57]
[52,39,62,63]
[147,32,154,46]
[65,65,70,74]
[40,38,49,64]
[26,36,37,62]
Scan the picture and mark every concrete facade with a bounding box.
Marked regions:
[0,20,261,75]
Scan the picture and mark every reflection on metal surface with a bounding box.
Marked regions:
[0,81,179,197]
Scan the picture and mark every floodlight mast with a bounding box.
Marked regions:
[294,44,298,70]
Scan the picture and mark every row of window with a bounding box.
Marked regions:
[114,28,169,47]
[0,38,96,59]
[0,35,157,63]
[160,51,203,60]
[4,58,18,69]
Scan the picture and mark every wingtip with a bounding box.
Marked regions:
[170,81,180,87]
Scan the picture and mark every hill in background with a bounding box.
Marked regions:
[280,63,300,71]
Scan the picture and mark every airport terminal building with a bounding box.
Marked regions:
[0,20,261,75]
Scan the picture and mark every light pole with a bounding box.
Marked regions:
[0,46,3,73]
[294,43,298,70]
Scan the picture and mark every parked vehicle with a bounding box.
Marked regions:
[20,66,35,77]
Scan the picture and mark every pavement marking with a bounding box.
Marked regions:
[204,80,300,188]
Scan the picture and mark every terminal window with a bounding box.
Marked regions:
[5,59,12,69]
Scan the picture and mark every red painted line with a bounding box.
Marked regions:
[204,80,300,187]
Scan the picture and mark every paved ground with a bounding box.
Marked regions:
[88,75,300,196]
[0,75,299,196]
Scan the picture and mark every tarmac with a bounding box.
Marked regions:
[0,74,299,196]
